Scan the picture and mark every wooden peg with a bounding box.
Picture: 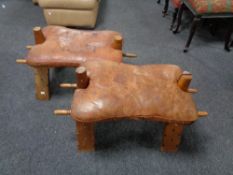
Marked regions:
[123,52,137,58]
[54,109,71,115]
[26,45,33,50]
[198,111,208,117]
[33,26,46,44]
[16,59,27,64]
[178,71,193,92]
[187,88,198,93]
[76,67,89,89]
[112,35,123,50]
[59,83,77,88]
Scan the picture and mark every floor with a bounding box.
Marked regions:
[0,0,233,174]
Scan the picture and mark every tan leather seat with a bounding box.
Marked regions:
[37,0,100,28]
[71,60,198,124]
[26,26,123,67]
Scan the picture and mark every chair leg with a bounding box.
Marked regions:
[224,22,233,52]
[173,3,185,34]
[34,67,50,100]
[161,123,184,152]
[76,122,95,151]
[184,17,200,52]
[170,8,179,30]
[162,0,169,16]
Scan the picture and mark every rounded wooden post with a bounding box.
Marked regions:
[76,67,89,89]
[33,26,46,44]
[112,35,123,50]
[178,71,192,92]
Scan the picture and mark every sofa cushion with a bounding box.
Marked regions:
[38,0,98,10]
[26,26,122,67]
[71,60,198,124]
[187,0,233,14]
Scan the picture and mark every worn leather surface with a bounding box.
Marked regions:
[71,61,198,124]
[26,26,123,67]
[38,0,98,10]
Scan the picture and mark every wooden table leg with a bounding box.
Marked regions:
[76,122,95,151]
[161,123,184,152]
[34,67,50,100]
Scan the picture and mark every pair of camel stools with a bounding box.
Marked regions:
[17,26,208,152]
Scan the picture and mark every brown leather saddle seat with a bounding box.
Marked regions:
[26,26,123,67]
[71,60,198,124]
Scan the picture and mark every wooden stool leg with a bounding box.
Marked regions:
[76,122,95,151]
[161,123,184,152]
[34,67,50,100]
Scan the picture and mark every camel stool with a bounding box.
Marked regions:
[54,60,207,152]
[16,26,136,100]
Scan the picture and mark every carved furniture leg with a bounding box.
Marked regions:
[161,123,184,152]
[34,67,50,100]
[170,8,179,30]
[184,17,200,52]
[162,0,169,16]
[173,3,185,33]
[76,122,95,151]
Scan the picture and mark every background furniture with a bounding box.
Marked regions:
[225,23,233,51]
[37,0,100,28]
[170,0,181,30]
[173,0,233,52]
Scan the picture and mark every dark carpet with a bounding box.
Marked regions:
[0,0,233,174]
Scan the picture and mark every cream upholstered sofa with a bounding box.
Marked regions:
[36,0,100,28]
